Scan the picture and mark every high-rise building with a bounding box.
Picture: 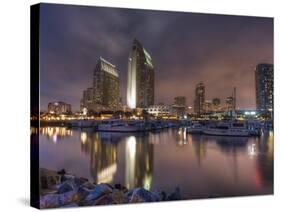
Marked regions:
[92,57,120,112]
[194,82,205,115]
[48,101,71,114]
[255,63,273,112]
[212,98,221,112]
[80,87,93,110]
[203,100,212,113]
[174,96,186,106]
[172,96,186,118]
[127,39,154,109]
[225,96,234,111]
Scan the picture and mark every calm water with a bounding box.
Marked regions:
[39,127,273,199]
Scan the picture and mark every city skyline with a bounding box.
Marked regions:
[39,3,273,111]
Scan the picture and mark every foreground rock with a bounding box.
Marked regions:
[39,168,182,208]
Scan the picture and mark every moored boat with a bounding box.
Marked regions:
[187,122,204,134]
[203,122,250,137]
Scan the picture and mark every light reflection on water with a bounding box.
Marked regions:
[38,127,273,199]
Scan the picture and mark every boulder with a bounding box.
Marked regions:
[57,181,75,194]
[111,189,127,204]
[81,181,95,190]
[57,177,89,194]
[167,187,181,201]
[60,203,78,208]
[40,168,61,190]
[130,188,161,203]
[84,183,113,203]
[40,190,76,208]
[75,186,92,202]
[93,194,114,205]
[114,184,128,193]
[57,169,66,175]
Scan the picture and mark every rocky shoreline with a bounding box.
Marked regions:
[40,168,181,208]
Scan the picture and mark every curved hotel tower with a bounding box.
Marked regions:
[127,39,154,109]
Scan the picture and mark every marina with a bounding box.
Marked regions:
[38,126,273,199]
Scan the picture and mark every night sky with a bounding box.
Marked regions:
[39,3,273,111]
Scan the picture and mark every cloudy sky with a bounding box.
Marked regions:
[39,3,273,111]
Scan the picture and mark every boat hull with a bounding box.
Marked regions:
[203,129,249,137]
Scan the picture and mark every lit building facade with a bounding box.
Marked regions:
[225,96,235,111]
[172,96,187,118]
[212,98,221,112]
[174,96,186,107]
[203,100,212,113]
[127,39,154,109]
[145,105,170,117]
[194,82,205,115]
[92,57,120,112]
[255,63,273,112]
[80,87,93,110]
[48,101,71,114]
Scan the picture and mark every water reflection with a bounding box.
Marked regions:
[191,135,207,166]
[72,131,154,188]
[39,127,274,198]
[40,127,72,143]
[128,135,153,190]
[175,128,188,146]
[89,133,118,184]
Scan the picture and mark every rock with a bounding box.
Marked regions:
[40,190,76,208]
[57,181,75,194]
[93,194,114,205]
[81,181,95,190]
[115,184,128,193]
[114,184,122,190]
[125,189,134,199]
[84,183,113,203]
[75,186,92,202]
[74,177,88,187]
[57,177,89,194]
[111,189,127,204]
[40,168,61,190]
[57,169,66,175]
[60,203,78,208]
[160,191,167,201]
[130,188,161,203]
[167,187,181,201]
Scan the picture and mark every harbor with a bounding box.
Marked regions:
[39,118,272,137]
[38,125,273,201]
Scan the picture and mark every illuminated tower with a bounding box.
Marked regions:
[255,63,273,112]
[93,57,120,111]
[194,82,205,115]
[127,39,154,109]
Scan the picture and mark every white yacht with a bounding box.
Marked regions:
[187,121,204,134]
[203,122,250,137]
[97,120,148,132]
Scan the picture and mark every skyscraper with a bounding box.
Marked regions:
[127,39,154,109]
[172,96,186,118]
[48,101,71,114]
[255,63,273,112]
[174,96,186,107]
[80,87,93,110]
[212,98,221,112]
[225,96,234,111]
[194,82,205,115]
[92,57,120,112]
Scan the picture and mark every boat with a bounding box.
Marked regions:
[203,122,250,137]
[187,121,204,134]
[97,120,148,132]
